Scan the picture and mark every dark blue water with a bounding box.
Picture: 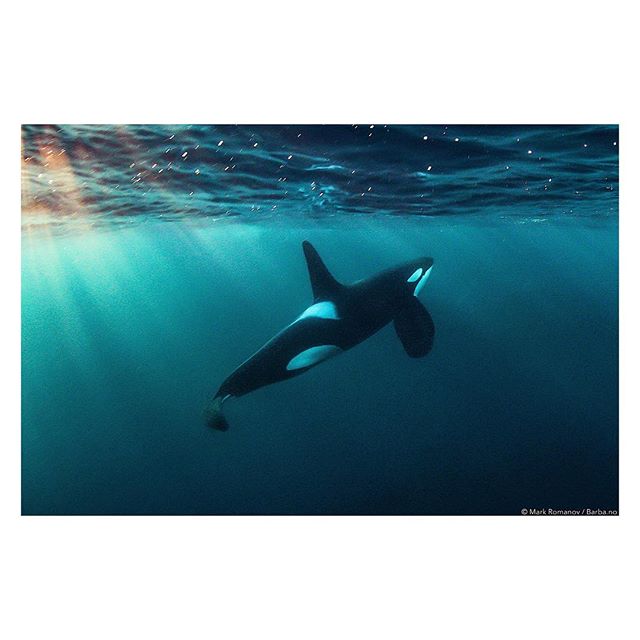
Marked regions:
[21,125,618,514]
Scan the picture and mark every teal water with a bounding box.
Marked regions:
[21,125,618,514]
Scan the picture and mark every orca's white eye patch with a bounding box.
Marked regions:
[413,266,433,296]
[407,268,423,283]
[286,345,343,371]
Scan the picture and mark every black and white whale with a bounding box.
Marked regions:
[205,241,435,430]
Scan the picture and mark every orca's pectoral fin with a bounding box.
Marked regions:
[393,298,435,358]
[204,395,230,431]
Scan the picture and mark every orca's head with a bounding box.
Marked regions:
[402,257,434,298]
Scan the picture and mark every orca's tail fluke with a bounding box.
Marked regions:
[204,395,230,431]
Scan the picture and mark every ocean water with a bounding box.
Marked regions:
[21,125,618,515]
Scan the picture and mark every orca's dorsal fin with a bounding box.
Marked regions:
[302,241,342,300]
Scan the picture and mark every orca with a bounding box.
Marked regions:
[204,241,435,430]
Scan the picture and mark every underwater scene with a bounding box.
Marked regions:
[21,125,618,515]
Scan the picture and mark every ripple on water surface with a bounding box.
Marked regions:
[21,124,618,234]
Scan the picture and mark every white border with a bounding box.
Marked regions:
[3,2,637,638]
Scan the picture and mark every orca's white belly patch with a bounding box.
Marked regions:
[297,301,340,321]
[286,345,343,371]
